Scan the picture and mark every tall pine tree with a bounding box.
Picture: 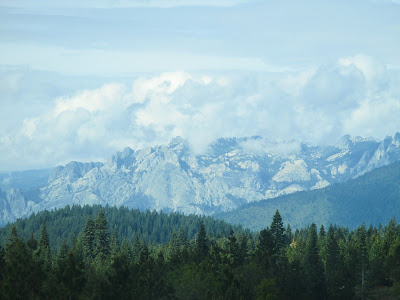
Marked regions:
[196,219,209,262]
[94,210,110,258]
[270,210,285,255]
[83,217,95,263]
[304,223,325,299]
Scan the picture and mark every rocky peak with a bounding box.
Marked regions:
[107,147,136,171]
[49,161,103,182]
[3,133,400,225]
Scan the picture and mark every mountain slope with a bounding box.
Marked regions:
[0,204,243,252]
[216,161,400,230]
[1,133,400,225]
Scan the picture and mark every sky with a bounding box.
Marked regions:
[1,0,400,171]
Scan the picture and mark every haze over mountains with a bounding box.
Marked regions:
[218,160,400,230]
[1,133,400,227]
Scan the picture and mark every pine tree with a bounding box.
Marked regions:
[57,239,69,269]
[37,220,54,297]
[286,224,292,246]
[358,224,368,300]
[137,242,153,299]
[132,233,142,263]
[196,219,209,262]
[237,233,248,266]
[169,230,178,254]
[304,223,325,299]
[58,248,85,299]
[3,226,39,299]
[107,250,133,299]
[319,225,326,238]
[83,217,95,263]
[110,227,120,258]
[177,226,189,248]
[270,210,285,255]
[325,225,344,298]
[228,229,240,267]
[27,232,38,252]
[94,210,110,258]
[270,210,285,276]
[37,220,51,266]
[120,238,133,261]
[256,228,273,276]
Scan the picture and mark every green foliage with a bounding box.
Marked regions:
[304,224,325,299]
[0,204,243,252]
[0,205,400,299]
[196,219,209,262]
[94,210,110,258]
[256,278,278,300]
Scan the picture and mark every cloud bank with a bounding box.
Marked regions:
[1,55,400,171]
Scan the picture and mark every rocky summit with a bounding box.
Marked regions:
[1,133,400,225]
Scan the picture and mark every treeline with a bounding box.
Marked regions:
[0,204,244,252]
[1,208,400,299]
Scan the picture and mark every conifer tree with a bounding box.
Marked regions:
[325,225,344,298]
[83,217,95,263]
[270,210,285,255]
[58,249,85,299]
[57,239,69,268]
[110,227,120,258]
[228,229,240,267]
[286,224,292,246]
[168,229,182,265]
[319,225,326,238]
[132,233,142,263]
[304,223,325,299]
[37,220,54,297]
[237,233,248,266]
[196,219,209,261]
[177,226,189,248]
[3,226,38,299]
[256,228,273,275]
[37,220,51,266]
[27,232,38,252]
[120,238,133,261]
[94,210,110,258]
[358,224,368,300]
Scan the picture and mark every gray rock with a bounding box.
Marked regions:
[2,133,400,225]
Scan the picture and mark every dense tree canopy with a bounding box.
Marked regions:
[0,205,400,299]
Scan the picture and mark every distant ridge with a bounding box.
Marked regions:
[216,161,400,230]
[1,133,400,226]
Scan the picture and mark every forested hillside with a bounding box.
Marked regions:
[218,161,400,230]
[0,205,243,252]
[1,206,400,299]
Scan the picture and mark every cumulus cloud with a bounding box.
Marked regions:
[240,138,302,156]
[1,55,400,171]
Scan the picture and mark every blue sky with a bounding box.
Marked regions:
[1,0,400,170]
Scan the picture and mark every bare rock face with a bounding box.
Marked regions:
[0,188,36,225]
[1,133,400,225]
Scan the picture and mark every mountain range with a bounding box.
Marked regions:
[1,133,400,226]
[217,160,400,230]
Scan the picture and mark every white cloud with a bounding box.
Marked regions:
[338,54,386,83]
[240,138,302,156]
[54,83,127,116]
[1,55,400,171]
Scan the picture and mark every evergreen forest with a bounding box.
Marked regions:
[1,205,400,299]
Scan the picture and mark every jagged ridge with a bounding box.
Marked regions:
[1,133,400,225]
